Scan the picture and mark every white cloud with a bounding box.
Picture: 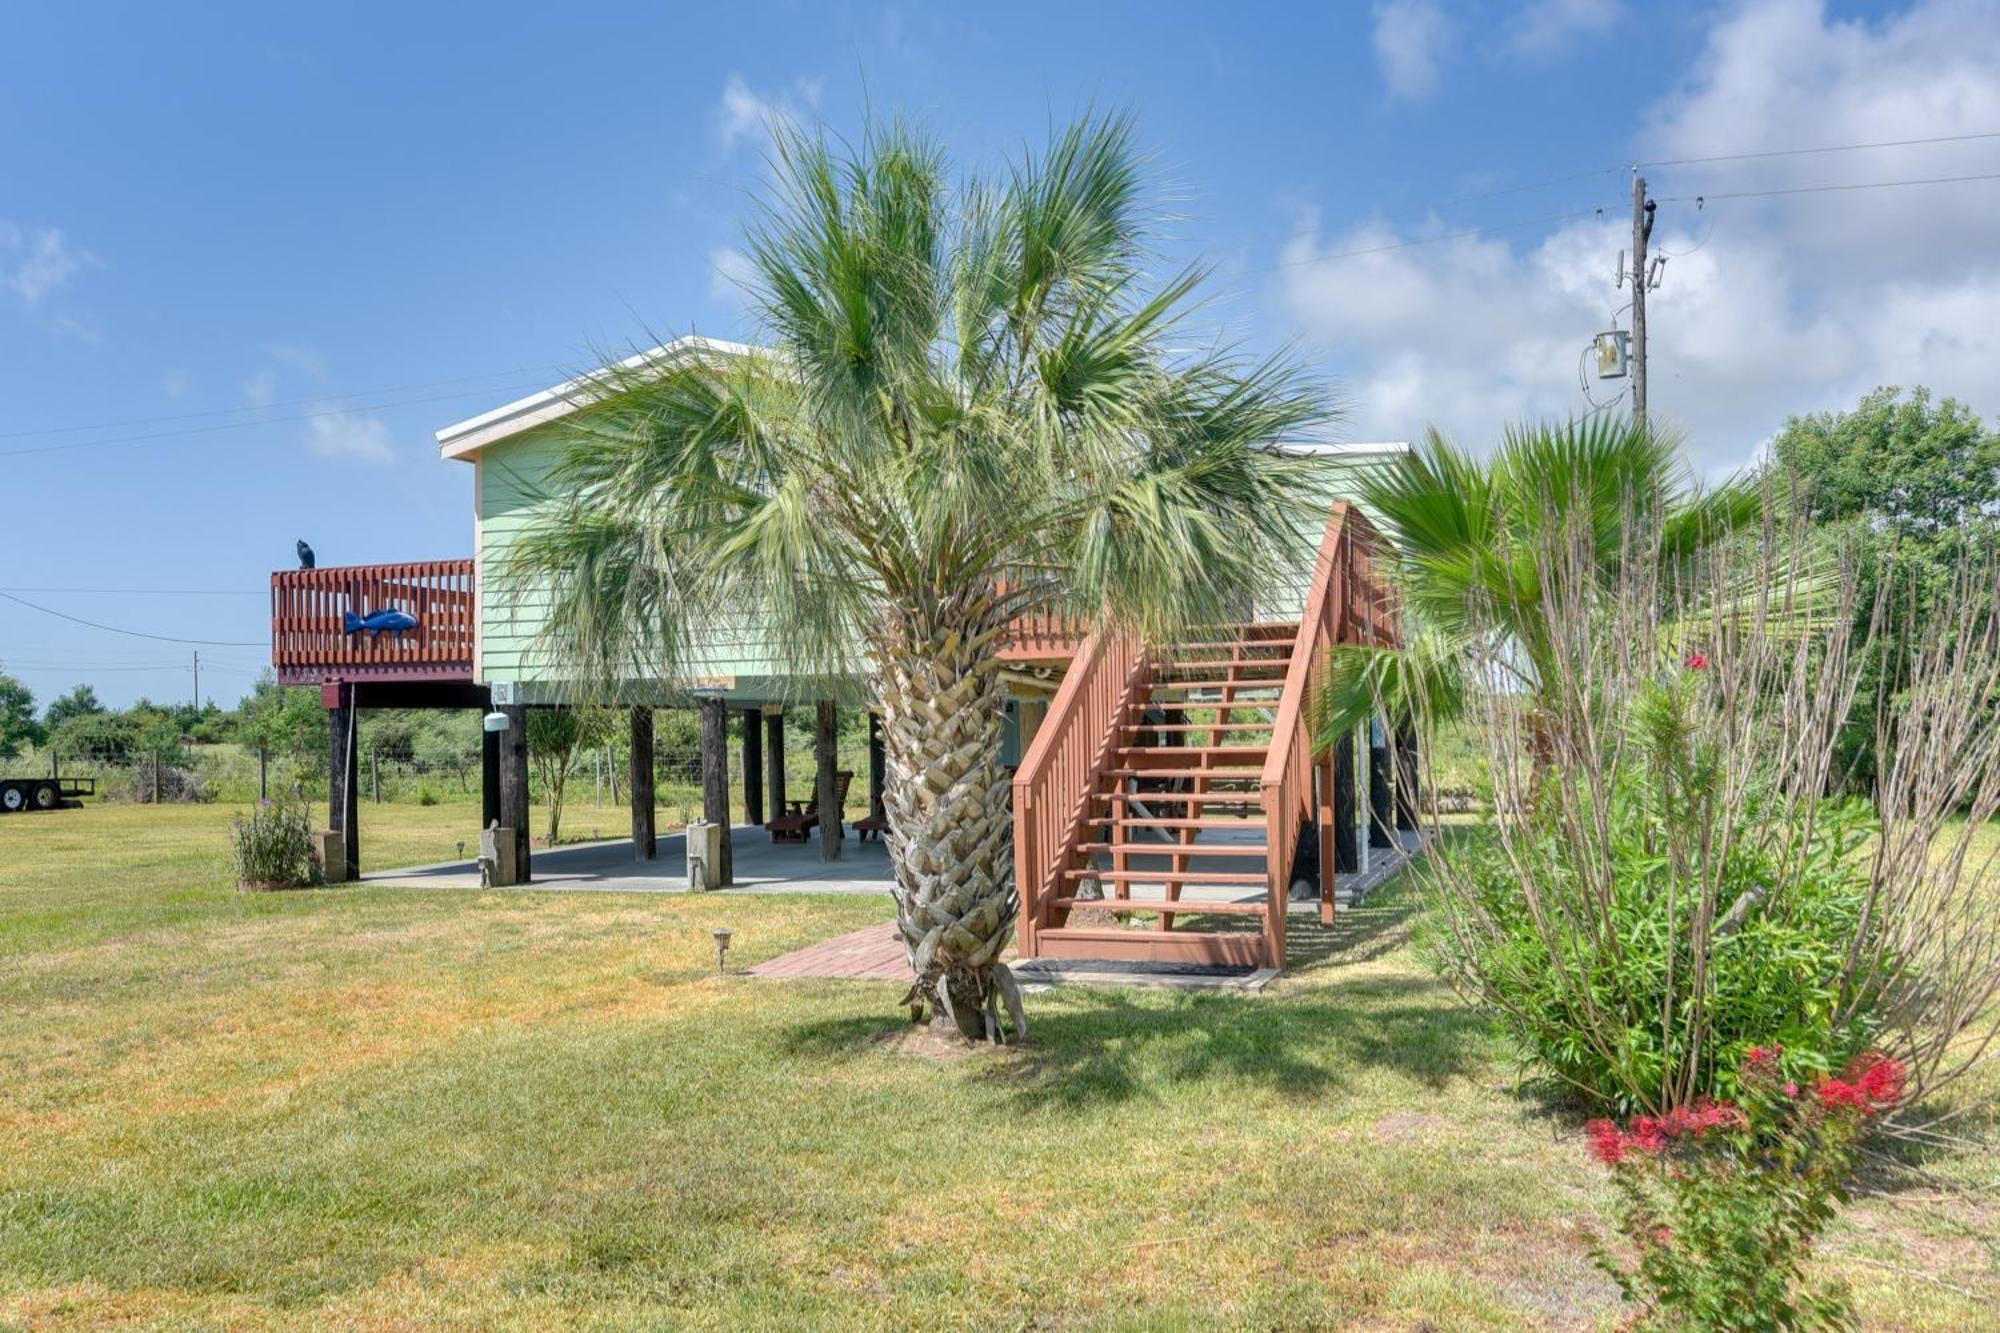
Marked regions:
[0,223,92,306]
[305,410,395,464]
[161,369,193,399]
[242,369,279,409]
[1508,0,1620,58]
[714,72,825,153]
[708,245,756,303]
[1280,0,2000,475]
[1373,0,1452,102]
[267,343,329,380]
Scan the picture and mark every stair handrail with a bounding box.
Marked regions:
[1013,628,1150,955]
[1256,503,1370,964]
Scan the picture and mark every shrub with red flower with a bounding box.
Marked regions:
[1684,650,1710,670]
[1585,1047,1905,1328]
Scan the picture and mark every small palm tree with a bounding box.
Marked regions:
[510,114,1331,1040]
[1318,417,1761,742]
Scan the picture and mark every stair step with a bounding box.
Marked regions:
[1168,638,1297,650]
[1136,702,1279,716]
[1096,790,1265,805]
[1120,740,1272,752]
[1065,867,1269,885]
[1121,722,1277,733]
[1201,621,1300,633]
[1052,896,1269,916]
[1030,926,1269,967]
[1146,679,1285,693]
[1109,767,1262,781]
[1077,841,1271,857]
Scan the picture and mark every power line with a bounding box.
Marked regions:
[0,589,268,646]
[1409,165,1623,212]
[1657,171,2000,204]
[1641,129,2000,169]
[0,585,265,596]
[0,378,554,459]
[1,661,257,673]
[0,364,570,441]
[1276,129,2000,270]
[1273,206,1615,269]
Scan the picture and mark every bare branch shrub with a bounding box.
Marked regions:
[1420,498,2000,1126]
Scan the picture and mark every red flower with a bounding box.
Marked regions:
[1815,1078,1872,1114]
[1628,1116,1669,1155]
[1586,1118,1630,1165]
[1685,651,1711,670]
[1812,1052,1908,1117]
[1849,1052,1907,1108]
[1658,1097,1746,1142]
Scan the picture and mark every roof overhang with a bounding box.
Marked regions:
[1270,440,1411,459]
[437,346,1412,466]
[434,334,758,462]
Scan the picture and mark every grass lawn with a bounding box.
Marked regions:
[1,802,1993,1329]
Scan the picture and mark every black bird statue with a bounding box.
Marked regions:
[297,539,316,570]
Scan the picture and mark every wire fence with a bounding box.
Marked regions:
[21,709,874,817]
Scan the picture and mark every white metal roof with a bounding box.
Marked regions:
[1272,440,1411,458]
[436,343,1411,465]
[433,335,757,462]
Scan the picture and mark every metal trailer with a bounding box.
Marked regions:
[0,776,96,813]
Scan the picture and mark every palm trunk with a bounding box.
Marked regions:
[874,602,1024,1043]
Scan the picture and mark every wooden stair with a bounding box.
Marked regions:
[1030,622,1305,968]
[1011,501,1395,972]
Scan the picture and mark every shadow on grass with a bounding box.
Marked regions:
[774,884,1493,1111]
[981,973,1490,1110]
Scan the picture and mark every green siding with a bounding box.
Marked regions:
[473,432,1397,704]
[475,425,793,705]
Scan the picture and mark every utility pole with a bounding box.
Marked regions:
[192,650,200,711]
[1630,171,1654,425]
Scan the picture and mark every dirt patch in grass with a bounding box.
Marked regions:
[865,1020,1013,1061]
[1372,1109,1450,1143]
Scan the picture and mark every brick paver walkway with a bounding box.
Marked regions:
[748,922,908,980]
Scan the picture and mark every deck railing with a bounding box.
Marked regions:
[1258,503,1394,953]
[999,605,1086,661]
[270,560,476,682]
[1012,629,1150,954]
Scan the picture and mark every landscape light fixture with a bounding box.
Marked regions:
[712,926,734,974]
[1594,330,1630,379]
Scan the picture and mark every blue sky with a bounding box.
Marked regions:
[6,1,1998,708]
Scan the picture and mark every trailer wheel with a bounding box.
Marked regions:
[0,784,23,813]
[32,781,60,811]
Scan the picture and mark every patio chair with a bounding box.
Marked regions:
[767,770,853,843]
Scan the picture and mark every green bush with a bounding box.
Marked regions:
[1426,776,1883,1112]
[229,796,320,889]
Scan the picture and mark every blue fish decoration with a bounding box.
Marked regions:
[343,607,419,638]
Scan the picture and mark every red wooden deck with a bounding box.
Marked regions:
[270,559,476,685]
[747,922,908,980]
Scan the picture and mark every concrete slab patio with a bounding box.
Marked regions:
[736,829,1429,989]
[366,823,896,895]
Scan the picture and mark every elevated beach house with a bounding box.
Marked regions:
[269,338,1409,970]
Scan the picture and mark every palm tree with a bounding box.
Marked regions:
[509,114,1332,1041]
[1317,416,1760,743]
